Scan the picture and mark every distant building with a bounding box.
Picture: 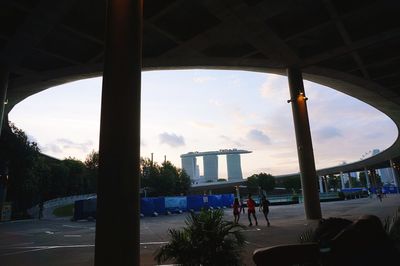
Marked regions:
[372,149,393,184]
[181,149,252,183]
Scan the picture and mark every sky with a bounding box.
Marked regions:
[9,70,398,178]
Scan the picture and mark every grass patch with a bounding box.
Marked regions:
[53,204,74,217]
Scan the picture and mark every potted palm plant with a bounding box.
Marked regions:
[155,209,246,266]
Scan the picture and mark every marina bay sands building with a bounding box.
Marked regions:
[181,149,252,183]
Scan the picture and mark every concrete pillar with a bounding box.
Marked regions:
[287,68,321,220]
[94,1,142,266]
[347,172,352,189]
[364,168,370,188]
[340,172,345,189]
[323,176,329,193]
[0,66,9,136]
[319,176,324,193]
[390,160,399,193]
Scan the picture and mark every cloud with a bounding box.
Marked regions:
[41,143,63,154]
[41,138,94,157]
[246,129,271,145]
[159,132,185,147]
[259,74,289,101]
[314,126,342,140]
[219,135,244,147]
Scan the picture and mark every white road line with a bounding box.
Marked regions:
[44,231,54,235]
[242,228,261,232]
[139,241,168,245]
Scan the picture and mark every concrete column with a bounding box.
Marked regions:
[319,176,324,193]
[95,1,142,266]
[287,68,321,220]
[347,172,352,188]
[0,66,9,136]
[340,172,345,189]
[390,160,399,193]
[323,176,329,193]
[364,168,370,188]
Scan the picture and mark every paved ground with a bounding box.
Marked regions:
[0,195,399,266]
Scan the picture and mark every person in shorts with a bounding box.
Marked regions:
[247,194,258,226]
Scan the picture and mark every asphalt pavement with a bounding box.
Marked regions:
[0,194,399,266]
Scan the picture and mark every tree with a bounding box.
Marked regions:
[140,158,191,197]
[0,123,42,213]
[155,209,245,266]
[282,175,301,191]
[247,172,275,193]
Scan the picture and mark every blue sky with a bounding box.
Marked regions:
[9,70,398,177]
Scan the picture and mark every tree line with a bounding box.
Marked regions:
[0,123,191,217]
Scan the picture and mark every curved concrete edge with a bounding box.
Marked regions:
[7,63,400,175]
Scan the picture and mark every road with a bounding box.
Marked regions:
[1,195,399,265]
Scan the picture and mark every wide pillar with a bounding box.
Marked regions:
[323,176,329,193]
[287,68,322,220]
[347,172,352,188]
[364,168,370,188]
[389,160,399,193]
[340,172,345,189]
[95,1,142,266]
[0,66,9,136]
[319,176,324,193]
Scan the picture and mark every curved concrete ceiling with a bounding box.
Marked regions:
[2,0,400,173]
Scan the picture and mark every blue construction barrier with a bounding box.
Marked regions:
[165,196,187,213]
[73,198,96,221]
[208,195,223,209]
[187,195,204,211]
[153,197,166,214]
[221,193,235,207]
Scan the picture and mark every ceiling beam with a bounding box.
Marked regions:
[0,0,79,70]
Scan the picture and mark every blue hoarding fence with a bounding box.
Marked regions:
[139,193,235,217]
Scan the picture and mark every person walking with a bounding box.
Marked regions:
[247,194,258,226]
[232,198,241,224]
[259,195,271,226]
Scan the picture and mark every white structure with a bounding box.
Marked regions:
[204,154,218,182]
[227,154,243,180]
[371,149,393,184]
[181,149,252,183]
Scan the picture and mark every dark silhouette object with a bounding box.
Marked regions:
[259,195,271,226]
[312,217,353,248]
[253,215,399,266]
[247,194,258,226]
[377,189,383,202]
[233,197,241,224]
[329,215,399,266]
[253,243,319,266]
[38,201,44,220]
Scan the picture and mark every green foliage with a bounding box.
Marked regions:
[0,123,98,213]
[247,172,275,192]
[155,209,246,266]
[298,228,314,243]
[140,158,191,196]
[53,204,74,217]
[384,208,400,245]
[282,175,301,191]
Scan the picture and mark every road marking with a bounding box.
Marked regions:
[64,235,82,238]
[0,245,95,257]
[140,241,168,245]
[242,228,261,232]
[44,231,54,235]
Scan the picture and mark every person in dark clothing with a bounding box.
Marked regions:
[259,195,271,226]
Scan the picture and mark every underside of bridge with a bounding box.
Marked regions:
[1,0,400,265]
